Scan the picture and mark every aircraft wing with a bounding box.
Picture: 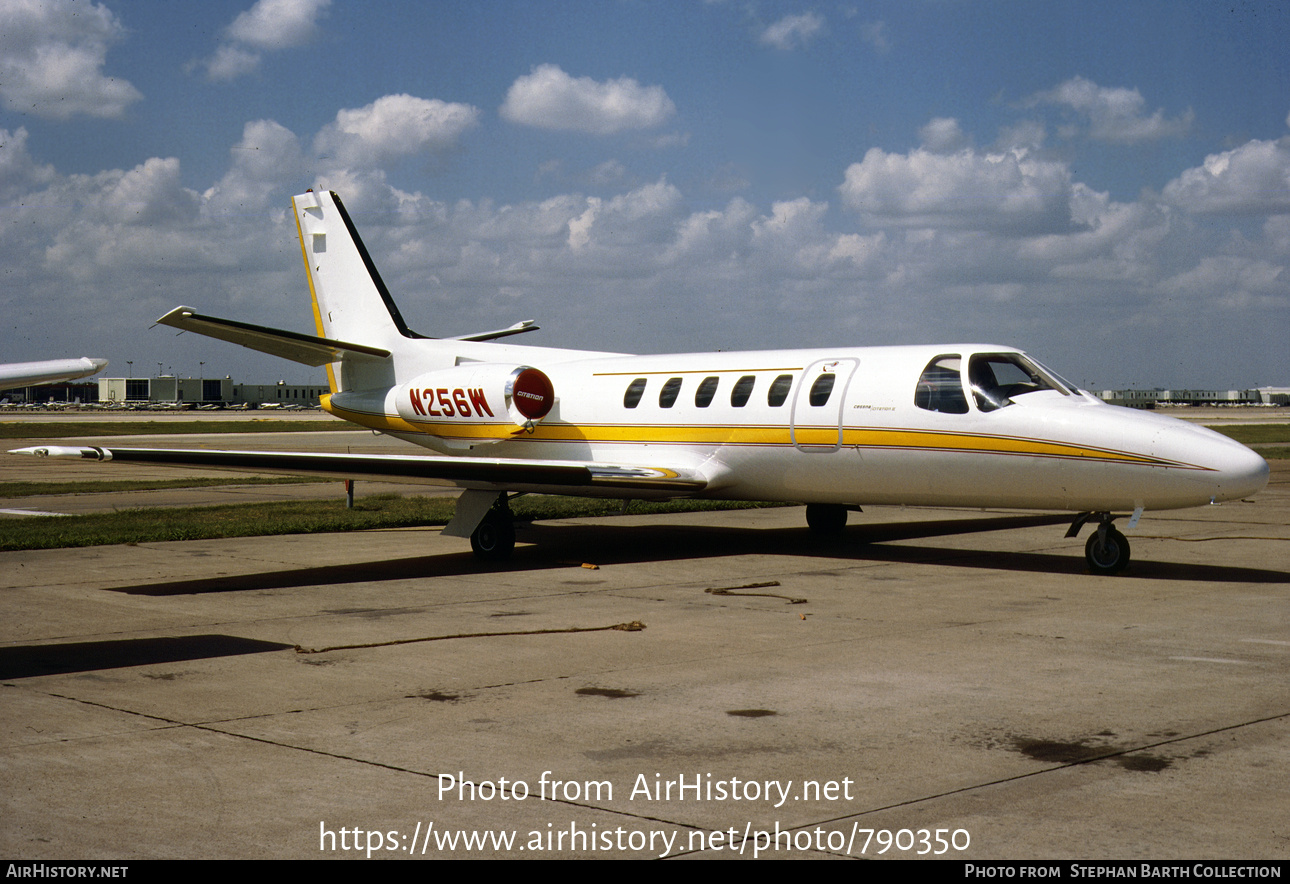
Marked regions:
[0,357,108,387]
[9,445,709,496]
[154,307,390,367]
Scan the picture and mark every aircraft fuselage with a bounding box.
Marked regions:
[322,343,1269,515]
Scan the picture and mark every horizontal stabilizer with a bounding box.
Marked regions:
[155,307,390,367]
[9,445,708,497]
[447,320,540,342]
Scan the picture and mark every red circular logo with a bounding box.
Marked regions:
[511,368,554,419]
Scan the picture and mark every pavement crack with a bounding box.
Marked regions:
[704,581,806,604]
[294,620,646,654]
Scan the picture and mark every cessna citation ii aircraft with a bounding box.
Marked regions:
[13,190,1269,574]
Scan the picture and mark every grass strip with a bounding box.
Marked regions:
[0,495,786,552]
[1206,424,1290,445]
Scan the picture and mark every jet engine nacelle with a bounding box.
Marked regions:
[395,364,555,433]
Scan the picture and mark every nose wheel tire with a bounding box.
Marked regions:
[1085,527,1130,575]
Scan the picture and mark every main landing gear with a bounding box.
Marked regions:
[470,494,516,561]
[805,503,853,538]
[1068,512,1131,575]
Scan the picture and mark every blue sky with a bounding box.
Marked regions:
[2,0,1288,390]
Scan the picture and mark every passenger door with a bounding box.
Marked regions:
[790,358,858,452]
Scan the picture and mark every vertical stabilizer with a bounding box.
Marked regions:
[292,190,418,392]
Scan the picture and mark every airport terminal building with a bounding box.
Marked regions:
[1095,387,1290,408]
[1,376,329,409]
[95,377,329,408]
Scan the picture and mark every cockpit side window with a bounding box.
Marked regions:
[968,353,1070,412]
[914,356,969,414]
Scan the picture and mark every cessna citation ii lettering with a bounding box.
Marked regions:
[13,190,1269,574]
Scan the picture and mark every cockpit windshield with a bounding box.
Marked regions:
[915,352,1072,414]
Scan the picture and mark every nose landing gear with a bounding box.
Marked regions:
[1084,524,1130,575]
[1068,512,1131,575]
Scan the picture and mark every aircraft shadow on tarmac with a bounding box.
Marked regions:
[0,635,293,680]
[103,513,1289,596]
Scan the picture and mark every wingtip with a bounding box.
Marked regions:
[9,445,106,460]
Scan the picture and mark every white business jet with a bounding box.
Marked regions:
[12,191,1268,574]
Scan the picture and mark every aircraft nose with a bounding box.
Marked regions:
[1138,415,1271,509]
[1212,438,1269,502]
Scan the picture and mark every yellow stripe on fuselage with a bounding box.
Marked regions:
[322,397,1198,469]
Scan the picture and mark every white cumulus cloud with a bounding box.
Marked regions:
[1030,76,1192,143]
[0,128,56,201]
[919,117,968,153]
[227,0,330,49]
[500,64,676,135]
[97,157,199,226]
[0,0,142,119]
[205,120,306,212]
[1163,137,1290,215]
[566,178,686,250]
[198,0,330,81]
[838,146,1080,234]
[760,12,825,50]
[314,94,481,167]
[203,45,262,82]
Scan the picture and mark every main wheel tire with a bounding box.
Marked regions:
[470,512,516,561]
[1085,527,1130,575]
[805,503,848,537]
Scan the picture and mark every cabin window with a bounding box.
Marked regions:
[767,374,793,407]
[695,376,719,407]
[914,355,968,414]
[624,378,647,408]
[808,373,836,406]
[730,375,755,407]
[659,377,683,408]
[968,353,1071,412]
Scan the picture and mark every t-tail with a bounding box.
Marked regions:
[291,190,425,393]
[156,190,541,398]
